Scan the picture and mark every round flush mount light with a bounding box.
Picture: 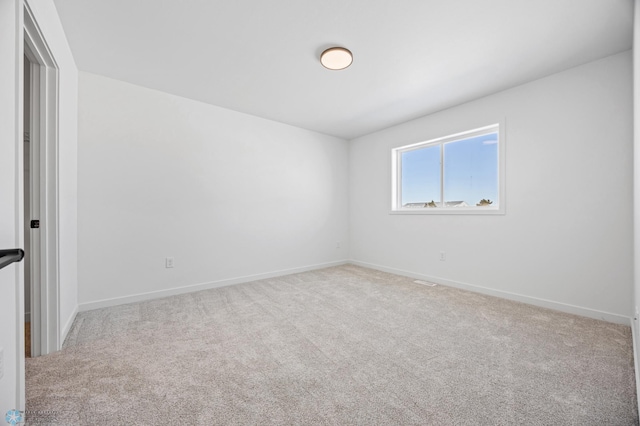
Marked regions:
[320,47,353,70]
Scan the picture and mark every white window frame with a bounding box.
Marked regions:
[391,123,505,215]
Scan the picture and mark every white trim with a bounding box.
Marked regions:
[631,315,640,416]
[350,259,630,325]
[78,258,632,326]
[389,208,504,215]
[14,0,25,411]
[23,2,60,355]
[78,260,350,312]
[60,304,77,344]
[391,120,506,215]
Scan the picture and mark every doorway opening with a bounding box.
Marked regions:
[23,4,60,358]
[23,54,32,358]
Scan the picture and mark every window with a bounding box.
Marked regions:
[392,124,504,214]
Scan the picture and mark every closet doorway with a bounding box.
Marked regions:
[23,4,61,358]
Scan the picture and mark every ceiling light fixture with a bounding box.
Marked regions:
[320,47,353,70]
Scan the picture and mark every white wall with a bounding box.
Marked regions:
[350,51,633,322]
[0,0,78,413]
[77,72,349,308]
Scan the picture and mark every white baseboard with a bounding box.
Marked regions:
[78,260,350,312]
[61,305,78,346]
[631,316,640,416]
[350,260,631,325]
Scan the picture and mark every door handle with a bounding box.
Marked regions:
[0,249,25,270]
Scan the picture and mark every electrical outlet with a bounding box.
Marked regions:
[0,347,4,380]
[336,241,341,249]
[439,251,446,261]
[165,257,174,268]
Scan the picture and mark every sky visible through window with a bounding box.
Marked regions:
[401,133,498,207]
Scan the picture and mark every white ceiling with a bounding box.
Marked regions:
[53,0,633,140]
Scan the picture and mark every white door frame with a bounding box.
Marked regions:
[22,2,60,357]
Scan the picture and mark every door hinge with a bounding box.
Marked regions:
[30,220,40,229]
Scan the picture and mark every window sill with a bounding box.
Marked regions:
[390,207,505,215]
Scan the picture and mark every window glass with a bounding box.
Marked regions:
[443,133,498,207]
[401,145,440,207]
[392,124,502,213]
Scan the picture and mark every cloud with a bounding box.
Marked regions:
[482,139,498,145]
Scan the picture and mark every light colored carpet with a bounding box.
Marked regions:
[26,265,637,425]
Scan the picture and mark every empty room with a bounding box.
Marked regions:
[1,0,639,424]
